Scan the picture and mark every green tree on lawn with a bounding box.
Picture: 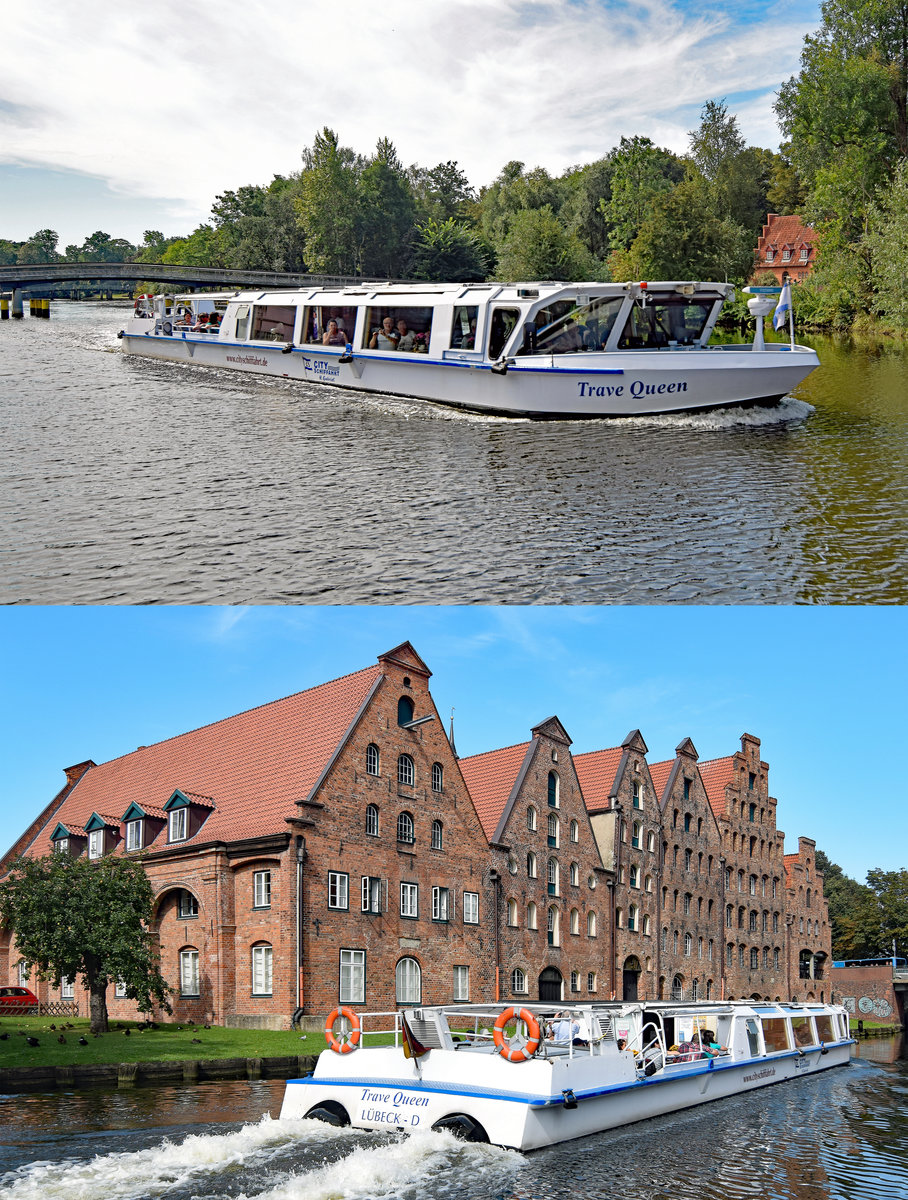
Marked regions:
[0,854,171,1034]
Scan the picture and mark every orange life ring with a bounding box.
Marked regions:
[324,1006,361,1053]
[493,1006,541,1062]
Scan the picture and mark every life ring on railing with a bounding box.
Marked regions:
[492,1006,541,1063]
[324,1006,361,1053]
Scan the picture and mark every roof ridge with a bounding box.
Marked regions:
[459,739,530,763]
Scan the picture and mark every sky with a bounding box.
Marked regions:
[0,0,821,250]
[1,606,903,884]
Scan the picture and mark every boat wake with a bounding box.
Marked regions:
[0,1116,521,1200]
[615,396,815,430]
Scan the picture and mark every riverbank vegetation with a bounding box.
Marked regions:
[1,1,905,331]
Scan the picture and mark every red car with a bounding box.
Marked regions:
[0,986,39,1013]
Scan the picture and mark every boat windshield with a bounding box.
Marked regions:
[617,295,716,349]
[517,296,624,355]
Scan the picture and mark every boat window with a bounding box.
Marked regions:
[489,307,520,359]
[450,305,478,349]
[814,1014,835,1042]
[518,295,625,355]
[744,1018,761,1056]
[761,1017,790,1053]
[616,295,717,349]
[234,305,251,340]
[363,306,432,352]
[790,1016,816,1047]
[302,306,358,346]
[250,304,297,343]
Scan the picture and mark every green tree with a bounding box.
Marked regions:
[357,138,416,277]
[478,161,564,252]
[160,224,226,268]
[0,854,171,1034]
[865,159,908,327]
[559,158,615,262]
[297,128,362,275]
[0,239,21,265]
[16,229,60,264]
[816,850,880,958]
[410,160,476,224]
[602,137,686,251]
[409,217,488,281]
[495,205,594,281]
[865,867,908,956]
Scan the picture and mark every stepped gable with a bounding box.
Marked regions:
[458,742,531,841]
[21,663,383,856]
[572,746,624,812]
[697,755,735,819]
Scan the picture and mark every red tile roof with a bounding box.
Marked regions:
[573,747,624,812]
[697,756,735,818]
[648,760,673,802]
[22,664,383,858]
[458,742,531,840]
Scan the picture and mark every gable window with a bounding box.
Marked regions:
[588,911,597,937]
[180,949,200,997]
[547,858,559,897]
[366,743,380,775]
[570,861,579,886]
[463,891,479,924]
[340,949,365,1004]
[511,968,527,995]
[547,906,560,946]
[431,762,444,792]
[178,890,199,919]
[628,905,638,932]
[396,956,421,1004]
[397,696,415,726]
[507,898,518,926]
[397,811,415,844]
[632,821,641,849]
[400,881,418,918]
[570,908,580,935]
[398,754,415,788]
[125,820,142,852]
[431,820,443,850]
[570,819,579,843]
[527,851,537,878]
[632,781,642,809]
[629,865,639,889]
[527,901,537,929]
[547,813,560,848]
[169,807,187,843]
[453,965,469,1001]
[366,804,380,837]
[765,249,775,262]
[252,944,273,996]
[253,870,271,909]
[362,876,383,914]
[571,970,580,992]
[328,872,349,910]
[547,772,560,808]
[432,886,450,922]
[588,971,597,992]
[782,248,792,262]
[527,806,537,832]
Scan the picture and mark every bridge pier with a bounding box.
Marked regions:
[1,295,8,319]
[11,289,23,319]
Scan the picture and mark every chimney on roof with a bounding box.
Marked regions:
[63,760,95,786]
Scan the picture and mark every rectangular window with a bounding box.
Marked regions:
[180,950,200,997]
[588,972,597,992]
[55,837,69,854]
[361,876,383,914]
[761,1018,790,1053]
[432,886,450,922]
[450,305,478,349]
[453,965,469,1001]
[234,304,250,340]
[363,305,433,352]
[250,304,297,342]
[340,949,366,1004]
[61,977,74,999]
[178,890,198,919]
[254,870,272,909]
[302,305,358,346]
[88,829,103,859]
[252,945,273,996]
[328,872,349,910]
[400,882,418,918]
[125,820,142,851]
[463,891,479,924]
[114,979,127,999]
[169,807,187,843]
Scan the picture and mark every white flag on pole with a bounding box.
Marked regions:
[772,282,792,331]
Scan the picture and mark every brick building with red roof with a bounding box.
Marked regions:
[754,214,817,284]
[1,650,832,1026]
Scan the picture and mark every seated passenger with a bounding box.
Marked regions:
[395,318,417,352]
[322,318,346,346]
[369,316,399,350]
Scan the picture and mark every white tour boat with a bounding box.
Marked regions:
[280,998,853,1151]
[118,281,819,418]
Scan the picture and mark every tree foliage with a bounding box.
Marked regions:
[0,855,170,1033]
[815,850,908,959]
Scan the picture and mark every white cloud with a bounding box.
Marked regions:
[1,0,814,239]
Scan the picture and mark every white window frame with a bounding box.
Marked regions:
[366,804,380,837]
[463,891,479,924]
[88,829,103,859]
[511,967,527,995]
[397,754,415,787]
[453,965,469,1001]
[178,890,199,919]
[431,820,443,850]
[361,875,383,914]
[432,886,450,922]
[396,956,421,1004]
[114,979,127,999]
[180,949,200,997]
[366,743,380,775]
[400,881,418,919]
[328,872,349,910]
[61,976,75,999]
[340,949,366,1004]
[431,762,443,792]
[252,944,273,996]
[254,870,272,909]
[125,820,142,852]
[169,807,187,843]
[55,837,69,854]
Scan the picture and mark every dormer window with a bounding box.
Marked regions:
[55,837,69,855]
[765,249,774,262]
[88,830,103,859]
[800,247,809,261]
[126,820,143,851]
[49,822,86,857]
[121,802,166,851]
[84,812,120,859]
[169,807,187,842]
[782,248,792,262]
[162,789,214,844]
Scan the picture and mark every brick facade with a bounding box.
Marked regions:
[0,645,834,1026]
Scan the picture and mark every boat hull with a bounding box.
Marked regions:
[120,331,818,419]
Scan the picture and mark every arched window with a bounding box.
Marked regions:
[547,858,559,896]
[527,901,537,929]
[547,906,560,946]
[750,947,759,969]
[397,754,415,787]
[366,804,380,837]
[511,967,527,994]
[570,970,580,993]
[397,811,414,844]
[588,972,598,992]
[396,957,421,1004]
[587,911,597,937]
[570,908,580,935]
[629,865,639,889]
[628,905,638,932]
[527,805,537,831]
[632,780,642,808]
[684,813,692,832]
[431,820,443,850]
[397,696,414,726]
[632,821,641,848]
[366,743,380,775]
[642,914,651,936]
[570,861,579,886]
[644,874,653,893]
[252,943,273,995]
[547,772,559,808]
[684,848,692,870]
[547,812,559,848]
[507,898,518,926]
[570,819,579,843]
[616,907,624,928]
[431,762,444,792]
[527,851,537,878]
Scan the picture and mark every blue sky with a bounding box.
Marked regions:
[1,606,903,884]
[1,0,821,250]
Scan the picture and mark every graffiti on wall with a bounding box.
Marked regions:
[842,996,893,1018]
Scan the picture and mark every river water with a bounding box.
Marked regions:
[2,303,907,604]
[0,1038,904,1199]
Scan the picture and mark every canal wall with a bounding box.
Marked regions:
[0,1053,318,1093]
[831,963,905,1027]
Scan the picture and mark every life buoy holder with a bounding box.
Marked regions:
[492,1006,541,1063]
[324,1006,361,1053]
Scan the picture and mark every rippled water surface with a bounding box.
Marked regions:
[0,1039,904,1199]
[3,303,908,603]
